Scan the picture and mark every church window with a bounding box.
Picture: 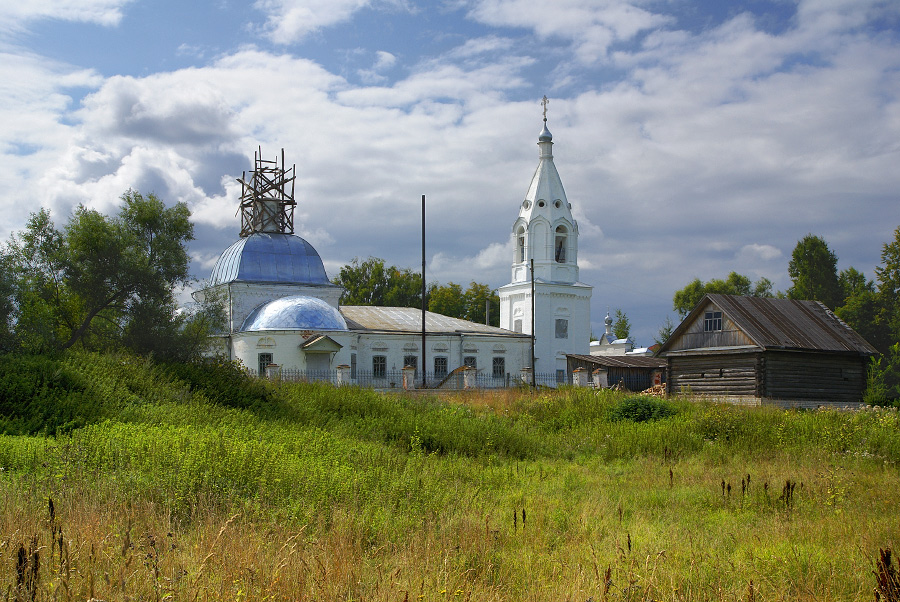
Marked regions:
[258,353,273,376]
[538,200,545,208]
[555,226,567,262]
[514,319,523,333]
[434,356,448,377]
[492,356,505,378]
[517,227,526,263]
[704,311,723,332]
[350,353,357,379]
[464,356,477,369]
[404,355,418,376]
[555,319,568,339]
[556,369,566,384]
[554,200,561,208]
[373,355,386,378]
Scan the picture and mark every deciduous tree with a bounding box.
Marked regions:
[334,257,426,308]
[672,272,774,317]
[4,190,212,358]
[462,282,500,327]
[787,234,841,309]
[429,282,465,318]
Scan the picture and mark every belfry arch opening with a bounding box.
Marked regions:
[555,225,567,263]
[517,226,526,263]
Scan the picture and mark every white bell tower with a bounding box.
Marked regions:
[499,97,593,381]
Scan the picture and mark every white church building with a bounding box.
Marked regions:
[198,106,591,388]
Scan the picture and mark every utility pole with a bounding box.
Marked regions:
[421,194,427,390]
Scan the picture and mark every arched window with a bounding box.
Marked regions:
[517,226,526,263]
[555,226,567,263]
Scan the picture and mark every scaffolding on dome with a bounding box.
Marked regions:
[237,148,297,237]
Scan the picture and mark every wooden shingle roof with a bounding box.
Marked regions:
[658,294,878,356]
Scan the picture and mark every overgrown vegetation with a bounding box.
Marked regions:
[0,191,224,359]
[1,351,899,600]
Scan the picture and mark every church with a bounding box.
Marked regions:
[197,105,591,388]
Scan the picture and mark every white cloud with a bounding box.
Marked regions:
[374,50,397,70]
[0,0,132,34]
[738,244,783,263]
[466,0,671,63]
[357,50,398,84]
[253,0,414,44]
[2,0,900,345]
[253,0,369,44]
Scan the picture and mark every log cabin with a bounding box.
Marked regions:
[656,294,878,408]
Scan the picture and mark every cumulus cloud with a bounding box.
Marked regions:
[357,50,398,84]
[2,0,900,345]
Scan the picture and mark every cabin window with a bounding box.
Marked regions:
[373,355,387,378]
[555,226,567,262]
[704,311,723,332]
[555,318,568,339]
[492,356,505,378]
[434,356,448,377]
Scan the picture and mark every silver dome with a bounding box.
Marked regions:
[208,233,330,286]
[240,296,348,332]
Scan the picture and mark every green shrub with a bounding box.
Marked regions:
[607,395,678,423]
[162,357,273,409]
[0,353,98,434]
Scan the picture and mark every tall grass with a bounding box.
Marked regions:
[1,350,899,600]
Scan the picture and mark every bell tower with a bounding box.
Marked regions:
[499,97,593,381]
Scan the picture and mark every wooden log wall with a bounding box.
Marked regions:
[763,351,866,403]
[667,353,761,397]
[667,350,868,404]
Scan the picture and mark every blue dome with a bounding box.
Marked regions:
[208,233,330,286]
[240,296,348,332]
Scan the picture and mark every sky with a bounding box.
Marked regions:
[1,0,898,346]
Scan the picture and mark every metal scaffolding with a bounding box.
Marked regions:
[237,148,297,237]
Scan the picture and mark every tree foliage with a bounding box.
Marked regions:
[428,282,465,318]
[2,190,219,360]
[788,234,842,309]
[335,258,500,326]
[874,226,900,349]
[460,282,500,327]
[333,257,425,308]
[672,272,774,317]
[654,315,676,347]
[612,309,631,340]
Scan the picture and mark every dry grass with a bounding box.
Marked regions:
[2,379,900,601]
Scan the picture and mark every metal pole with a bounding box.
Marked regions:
[421,194,427,390]
[530,258,536,389]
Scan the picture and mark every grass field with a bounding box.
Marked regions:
[1,351,899,601]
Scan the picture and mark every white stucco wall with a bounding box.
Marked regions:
[229,328,530,381]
